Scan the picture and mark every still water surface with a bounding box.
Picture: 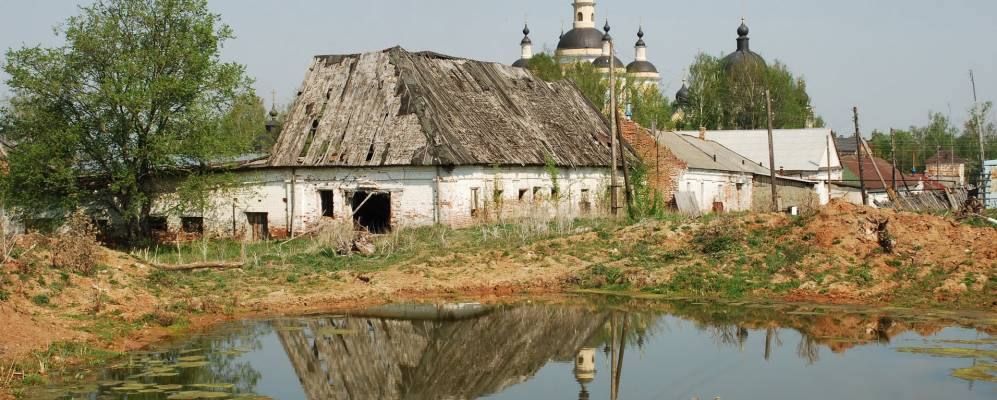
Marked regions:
[33,297,996,399]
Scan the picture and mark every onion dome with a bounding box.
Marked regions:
[512,23,533,68]
[675,80,690,106]
[721,19,766,73]
[592,22,624,70]
[626,26,658,75]
[265,107,279,133]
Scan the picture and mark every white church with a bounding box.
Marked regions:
[511,0,662,88]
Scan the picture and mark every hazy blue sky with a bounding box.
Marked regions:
[1,0,995,136]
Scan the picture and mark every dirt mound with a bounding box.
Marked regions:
[792,200,995,297]
[0,246,162,361]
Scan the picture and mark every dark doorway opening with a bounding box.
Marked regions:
[245,212,270,241]
[351,191,391,233]
[319,190,335,218]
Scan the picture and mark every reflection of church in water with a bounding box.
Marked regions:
[273,304,612,400]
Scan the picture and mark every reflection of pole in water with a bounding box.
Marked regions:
[574,348,596,400]
[609,313,629,400]
[610,315,618,400]
[764,328,773,361]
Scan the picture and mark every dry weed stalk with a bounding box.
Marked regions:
[0,362,23,390]
[309,219,356,254]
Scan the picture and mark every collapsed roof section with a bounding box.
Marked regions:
[269,47,615,168]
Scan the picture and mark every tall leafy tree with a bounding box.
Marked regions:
[528,52,672,128]
[677,53,820,130]
[1,0,253,241]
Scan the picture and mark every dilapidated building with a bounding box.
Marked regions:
[153,47,618,238]
[924,150,967,188]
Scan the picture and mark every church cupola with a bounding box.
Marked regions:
[512,23,533,68]
[592,21,625,74]
[626,25,660,85]
[556,0,606,63]
[675,79,690,107]
[721,18,766,74]
[572,0,596,29]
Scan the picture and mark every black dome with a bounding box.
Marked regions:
[592,55,625,69]
[721,49,766,73]
[557,27,605,50]
[675,83,690,105]
[626,60,658,74]
[722,20,765,73]
[512,58,530,68]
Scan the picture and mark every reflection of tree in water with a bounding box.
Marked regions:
[176,321,269,393]
[591,297,972,364]
[275,304,610,400]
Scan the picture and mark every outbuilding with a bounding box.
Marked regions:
[153,47,619,239]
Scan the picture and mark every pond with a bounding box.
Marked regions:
[30,297,997,399]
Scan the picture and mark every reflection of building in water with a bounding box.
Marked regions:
[275,304,609,400]
[574,347,597,400]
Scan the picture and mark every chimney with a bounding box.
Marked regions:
[698,126,706,140]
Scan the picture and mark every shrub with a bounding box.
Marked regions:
[31,294,50,306]
[51,210,100,275]
[692,217,745,257]
[579,264,627,289]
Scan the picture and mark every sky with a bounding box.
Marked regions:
[1,0,995,136]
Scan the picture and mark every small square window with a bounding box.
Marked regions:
[518,189,529,201]
[148,216,168,233]
[471,188,481,217]
[181,217,204,235]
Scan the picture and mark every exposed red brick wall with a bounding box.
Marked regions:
[618,118,686,205]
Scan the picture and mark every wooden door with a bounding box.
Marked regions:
[246,212,269,241]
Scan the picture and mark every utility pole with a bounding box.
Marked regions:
[971,70,986,166]
[609,37,620,216]
[617,110,634,213]
[854,107,868,206]
[970,70,987,196]
[765,90,779,212]
[890,128,897,191]
[652,119,659,197]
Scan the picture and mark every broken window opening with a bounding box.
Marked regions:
[533,186,543,201]
[471,187,481,217]
[580,189,592,214]
[246,212,270,241]
[148,216,168,233]
[351,191,391,234]
[319,190,335,218]
[518,189,528,202]
[181,217,204,235]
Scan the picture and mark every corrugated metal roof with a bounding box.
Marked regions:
[656,131,770,174]
[676,129,839,172]
[268,47,614,168]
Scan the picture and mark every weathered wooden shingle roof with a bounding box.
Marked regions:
[268,47,614,168]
